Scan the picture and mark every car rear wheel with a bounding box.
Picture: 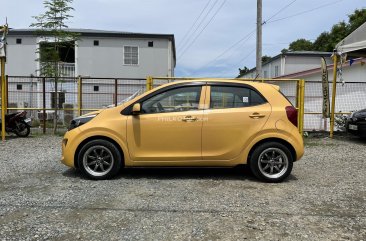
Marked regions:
[249,142,293,183]
[78,139,122,180]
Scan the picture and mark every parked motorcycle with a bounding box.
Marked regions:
[0,111,31,137]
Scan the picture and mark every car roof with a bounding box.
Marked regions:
[154,79,279,91]
[118,79,280,110]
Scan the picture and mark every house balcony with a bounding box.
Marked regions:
[39,62,75,77]
[58,63,75,77]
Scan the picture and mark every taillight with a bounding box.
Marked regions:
[285,106,298,127]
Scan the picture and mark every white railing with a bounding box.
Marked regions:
[58,63,75,77]
[39,62,75,77]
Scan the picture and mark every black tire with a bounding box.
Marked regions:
[249,142,293,183]
[77,139,122,180]
[15,122,30,137]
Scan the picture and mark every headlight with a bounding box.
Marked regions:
[68,114,97,131]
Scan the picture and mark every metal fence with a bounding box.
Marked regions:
[303,81,366,131]
[4,75,363,136]
[5,76,146,133]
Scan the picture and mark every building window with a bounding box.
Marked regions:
[124,46,139,65]
[93,86,99,92]
[148,41,154,47]
[274,66,279,77]
[263,70,268,78]
[17,84,23,90]
[16,38,22,44]
[94,40,99,46]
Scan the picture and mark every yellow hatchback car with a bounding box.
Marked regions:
[61,80,304,182]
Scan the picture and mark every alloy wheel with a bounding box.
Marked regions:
[258,147,289,179]
[82,145,114,177]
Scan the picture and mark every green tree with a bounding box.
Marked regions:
[261,55,272,64]
[329,21,348,49]
[30,0,78,133]
[237,66,250,78]
[286,9,366,52]
[347,9,366,33]
[288,38,313,51]
[313,32,332,51]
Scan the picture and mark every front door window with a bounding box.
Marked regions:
[141,86,202,114]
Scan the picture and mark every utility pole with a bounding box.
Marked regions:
[256,0,262,78]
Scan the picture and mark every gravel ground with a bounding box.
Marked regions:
[0,134,365,241]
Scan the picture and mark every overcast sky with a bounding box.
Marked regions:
[2,0,366,77]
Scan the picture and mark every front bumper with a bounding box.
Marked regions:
[61,128,82,168]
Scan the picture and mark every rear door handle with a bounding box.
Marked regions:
[249,112,266,119]
[182,116,198,122]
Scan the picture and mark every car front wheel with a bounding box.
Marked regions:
[78,139,122,180]
[249,142,293,183]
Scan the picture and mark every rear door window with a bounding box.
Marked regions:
[210,85,266,109]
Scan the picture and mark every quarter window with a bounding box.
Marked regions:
[210,86,266,109]
[124,46,139,65]
[141,86,202,114]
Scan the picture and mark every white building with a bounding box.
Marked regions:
[276,58,366,131]
[241,51,332,79]
[241,50,366,131]
[5,29,176,120]
[6,28,176,78]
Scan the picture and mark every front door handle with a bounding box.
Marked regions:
[249,112,266,119]
[182,116,198,122]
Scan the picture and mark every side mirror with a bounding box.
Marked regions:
[132,103,141,115]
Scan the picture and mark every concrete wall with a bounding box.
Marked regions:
[242,55,333,79]
[76,37,173,78]
[6,36,38,76]
[284,56,332,76]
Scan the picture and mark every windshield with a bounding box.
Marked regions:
[105,89,144,108]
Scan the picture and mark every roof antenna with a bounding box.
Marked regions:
[253,73,260,81]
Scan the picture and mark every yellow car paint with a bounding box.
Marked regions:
[61,79,304,181]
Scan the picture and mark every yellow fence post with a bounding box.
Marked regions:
[77,76,82,116]
[299,79,305,135]
[1,58,5,141]
[5,75,8,114]
[146,76,153,92]
[330,53,338,138]
[150,76,153,90]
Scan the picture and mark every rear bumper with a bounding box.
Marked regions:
[346,121,366,138]
[289,133,304,161]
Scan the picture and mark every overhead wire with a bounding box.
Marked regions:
[201,0,297,68]
[178,0,220,52]
[265,0,297,23]
[178,0,213,49]
[267,0,345,24]
[178,0,228,59]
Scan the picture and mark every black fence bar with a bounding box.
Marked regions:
[114,79,118,106]
[42,77,46,134]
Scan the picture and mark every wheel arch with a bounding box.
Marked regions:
[247,137,297,164]
[74,135,125,168]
